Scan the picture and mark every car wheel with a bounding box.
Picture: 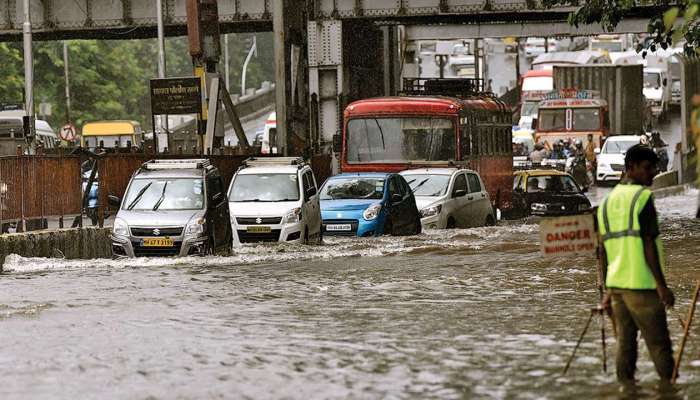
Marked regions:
[446,217,456,229]
[485,215,496,227]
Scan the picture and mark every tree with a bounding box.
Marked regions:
[543,1,700,54]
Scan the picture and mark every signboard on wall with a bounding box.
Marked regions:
[149,77,202,115]
[539,214,597,258]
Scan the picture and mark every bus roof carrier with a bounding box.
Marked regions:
[242,157,306,168]
[402,77,486,97]
[142,159,211,170]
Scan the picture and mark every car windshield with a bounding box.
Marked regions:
[123,178,204,211]
[644,72,661,89]
[527,175,579,193]
[404,174,450,197]
[603,140,638,154]
[320,178,385,200]
[539,109,567,131]
[346,117,456,163]
[572,108,601,131]
[229,174,299,202]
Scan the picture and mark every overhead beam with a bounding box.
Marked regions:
[404,18,654,40]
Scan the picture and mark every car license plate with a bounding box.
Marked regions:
[142,237,174,247]
[326,224,352,232]
[247,226,272,233]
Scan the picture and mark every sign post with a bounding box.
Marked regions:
[149,77,203,153]
[539,214,597,258]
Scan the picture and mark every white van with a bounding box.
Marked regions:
[228,157,322,245]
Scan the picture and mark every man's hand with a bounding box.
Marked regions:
[657,285,675,308]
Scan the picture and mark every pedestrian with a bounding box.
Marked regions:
[585,134,597,167]
[530,143,547,164]
[598,144,675,385]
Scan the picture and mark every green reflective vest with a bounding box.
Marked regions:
[597,184,666,290]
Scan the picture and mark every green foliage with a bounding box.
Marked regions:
[0,33,274,131]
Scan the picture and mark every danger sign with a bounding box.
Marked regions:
[540,214,597,257]
[60,124,76,141]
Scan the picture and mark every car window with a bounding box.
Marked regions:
[302,172,311,193]
[207,175,224,202]
[320,177,385,200]
[467,173,482,194]
[306,171,317,190]
[513,175,522,191]
[527,175,580,193]
[229,174,300,202]
[388,177,400,196]
[398,176,412,198]
[453,173,467,196]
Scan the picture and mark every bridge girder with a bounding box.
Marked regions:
[0,0,669,41]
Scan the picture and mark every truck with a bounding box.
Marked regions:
[550,64,645,142]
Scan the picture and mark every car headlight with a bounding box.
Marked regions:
[420,204,442,218]
[185,217,206,237]
[598,162,609,170]
[578,203,591,212]
[113,218,129,237]
[531,203,547,212]
[285,207,302,223]
[363,203,382,221]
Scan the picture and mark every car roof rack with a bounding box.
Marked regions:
[242,157,306,168]
[142,159,211,170]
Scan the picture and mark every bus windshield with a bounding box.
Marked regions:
[346,117,456,163]
[539,109,567,131]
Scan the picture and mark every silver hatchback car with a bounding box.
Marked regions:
[110,159,232,257]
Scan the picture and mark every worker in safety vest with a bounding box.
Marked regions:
[599,144,675,384]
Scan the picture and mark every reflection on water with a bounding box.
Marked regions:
[0,190,698,399]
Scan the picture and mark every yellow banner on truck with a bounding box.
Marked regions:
[539,214,597,257]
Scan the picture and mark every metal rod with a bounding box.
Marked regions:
[63,41,71,122]
[600,309,607,373]
[22,0,34,144]
[672,281,700,384]
[563,309,595,375]
[272,0,287,155]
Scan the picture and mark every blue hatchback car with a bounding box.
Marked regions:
[319,173,422,237]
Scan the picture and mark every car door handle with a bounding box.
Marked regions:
[467,196,474,201]
[481,193,486,198]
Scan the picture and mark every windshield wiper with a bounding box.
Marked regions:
[126,182,153,210]
[152,182,169,211]
[411,178,430,194]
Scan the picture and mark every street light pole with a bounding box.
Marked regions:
[22,0,34,141]
[241,36,257,96]
[224,34,230,90]
[156,0,167,151]
[63,41,71,122]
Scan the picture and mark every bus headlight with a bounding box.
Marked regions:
[420,204,442,218]
[113,218,129,237]
[363,203,382,221]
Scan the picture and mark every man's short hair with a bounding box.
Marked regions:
[625,144,659,169]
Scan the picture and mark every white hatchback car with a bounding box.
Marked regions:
[400,168,495,229]
[596,135,641,184]
[228,157,322,245]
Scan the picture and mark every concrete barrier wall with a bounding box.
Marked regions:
[652,170,679,191]
[0,227,112,270]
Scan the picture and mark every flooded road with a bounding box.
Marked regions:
[1,190,699,399]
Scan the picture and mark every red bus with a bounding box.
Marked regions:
[339,78,513,210]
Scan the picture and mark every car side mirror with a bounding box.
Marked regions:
[594,148,600,155]
[108,195,121,207]
[333,133,342,154]
[391,193,402,203]
[453,189,467,198]
[531,118,538,130]
[663,78,668,87]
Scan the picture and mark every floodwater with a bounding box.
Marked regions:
[1,190,699,399]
